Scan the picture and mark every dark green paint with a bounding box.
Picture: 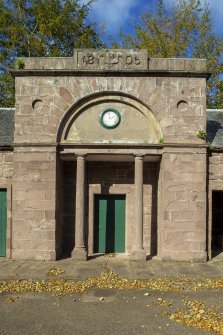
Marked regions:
[94,195,125,253]
[0,189,7,257]
[99,108,121,129]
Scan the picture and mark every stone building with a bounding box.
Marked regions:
[0,49,222,262]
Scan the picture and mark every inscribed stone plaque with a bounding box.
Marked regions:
[74,49,148,71]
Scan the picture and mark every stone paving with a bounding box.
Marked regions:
[0,253,223,280]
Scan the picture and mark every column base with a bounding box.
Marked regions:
[71,247,87,261]
[130,248,147,261]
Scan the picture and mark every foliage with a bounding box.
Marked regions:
[214,79,223,109]
[0,0,104,107]
[15,59,25,69]
[197,129,207,140]
[121,0,223,108]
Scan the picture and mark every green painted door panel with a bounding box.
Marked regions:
[114,198,125,252]
[98,198,107,253]
[0,189,7,257]
[94,195,125,253]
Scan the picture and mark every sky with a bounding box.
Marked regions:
[82,0,223,44]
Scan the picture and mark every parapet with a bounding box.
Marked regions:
[14,49,208,75]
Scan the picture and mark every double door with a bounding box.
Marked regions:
[94,195,125,253]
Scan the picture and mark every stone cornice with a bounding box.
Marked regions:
[11,142,208,148]
[0,146,13,151]
[10,69,211,79]
[209,147,223,152]
[13,143,58,147]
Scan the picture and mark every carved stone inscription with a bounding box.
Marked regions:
[75,50,148,70]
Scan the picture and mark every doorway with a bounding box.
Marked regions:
[94,195,125,253]
[0,189,7,257]
[212,191,223,255]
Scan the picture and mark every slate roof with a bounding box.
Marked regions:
[0,108,15,146]
[207,109,223,148]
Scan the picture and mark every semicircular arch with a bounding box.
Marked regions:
[57,91,162,145]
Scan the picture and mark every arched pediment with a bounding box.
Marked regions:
[59,92,162,144]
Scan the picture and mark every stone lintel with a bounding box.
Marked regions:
[60,143,208,149]
[60,146,207,157]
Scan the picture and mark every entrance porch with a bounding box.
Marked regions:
[59,147,161,261]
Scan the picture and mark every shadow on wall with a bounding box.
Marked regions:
[58,161,159,259]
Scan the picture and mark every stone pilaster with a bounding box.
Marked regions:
[159,148,207,262]
[131,155,146,260]
[11,147,57,261]
[72,155,87,260]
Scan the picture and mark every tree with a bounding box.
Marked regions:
[121,0,223,108]
[0,0,104,107]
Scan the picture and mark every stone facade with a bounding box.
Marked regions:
[0,152,13,182]
[0,151,13,258]
[13,75,206,145]
[159,148,207,261]
[1,49,220,262]
[11,148,57,260]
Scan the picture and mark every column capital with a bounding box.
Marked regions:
[76,154,86,159]
[135,155,144,160]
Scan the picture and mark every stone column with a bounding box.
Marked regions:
[131,155,146,261]
[72,154,87,260]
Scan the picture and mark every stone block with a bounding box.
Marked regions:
[35,251,56,261]
[4,154,13,163]
[160,251,207,262]
[45,210,56,220]
[75,49,148,71]
[23,57,75,70]
[13,209,45,221]
[185,230,206,242]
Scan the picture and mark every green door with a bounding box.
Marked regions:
[0,189,7,257]
[94,195,125,253]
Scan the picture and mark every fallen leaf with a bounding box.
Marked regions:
[0,272,223,296]
[169,300,223,334]
[46,267,65,276]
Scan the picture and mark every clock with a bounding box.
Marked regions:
[99,108,121,129]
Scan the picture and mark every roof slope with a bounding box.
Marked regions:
[0,108,15,146]
[207,109,223,148]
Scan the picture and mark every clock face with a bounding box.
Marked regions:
[99,108,121,129]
